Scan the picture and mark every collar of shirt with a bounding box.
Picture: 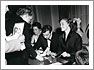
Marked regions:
[47,40,51,48]
[48,32,52,41]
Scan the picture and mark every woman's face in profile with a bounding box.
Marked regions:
[60,19,69,31]
[33,26,41,35]
[24,13,33,23]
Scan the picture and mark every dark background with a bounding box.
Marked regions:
[6,5,89,44]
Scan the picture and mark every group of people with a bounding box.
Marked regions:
[5,5,87,65]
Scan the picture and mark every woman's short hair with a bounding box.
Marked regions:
[32,22,41,29]
[42,25,52,33]
[59,17,71,24]
[59,17,77,32]
[16,8,33,16]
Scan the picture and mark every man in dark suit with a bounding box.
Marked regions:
[33,25,60,56]
[5,6,43,65]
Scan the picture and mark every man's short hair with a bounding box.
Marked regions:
[42,25,52,33]
[32,22,41,29]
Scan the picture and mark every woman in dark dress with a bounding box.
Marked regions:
[58,18,82,65]
[31,22,42,47]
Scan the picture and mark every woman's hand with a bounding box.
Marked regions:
[61,52,71,57]
[50,52,56,58]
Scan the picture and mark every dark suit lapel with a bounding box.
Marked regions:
[59,35,66,48]
[43,36,48,50]
[66,30,73,44]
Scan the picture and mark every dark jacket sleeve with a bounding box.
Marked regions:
[50,33,61,53]
[70,35,82,63]
[33,35,47,51]
[75,35,82,52]
[68,33,82,58]
[23,23,37,58]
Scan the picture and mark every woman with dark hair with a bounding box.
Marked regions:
[57,18,82,65]
[31,22,42,46]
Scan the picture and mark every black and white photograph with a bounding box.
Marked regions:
[1,1,93,69]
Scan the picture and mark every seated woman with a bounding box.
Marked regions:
[31,22,42,47]
[57,18,82,65]
[30,22,44,56]
[29,22,43,65]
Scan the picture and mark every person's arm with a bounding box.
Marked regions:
[5,39,21,53]
[55,36,65,57]
[30,35,44,61]
[5,40,10,53]
[25,35,37,58]
[5,35,25,53]
[75,36,82,52]
[5,33,19,41]
[69,35,82,58]
[40,46,50,56]
[24,25,37,58]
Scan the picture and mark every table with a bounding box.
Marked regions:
[28,55,72,65]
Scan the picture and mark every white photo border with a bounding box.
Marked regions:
[1,1,93,69]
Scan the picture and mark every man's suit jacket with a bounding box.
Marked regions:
[33,32,60,54]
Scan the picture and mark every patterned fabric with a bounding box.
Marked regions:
[75,48,89,65]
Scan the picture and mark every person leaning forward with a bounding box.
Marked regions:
[5,6,43,65]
